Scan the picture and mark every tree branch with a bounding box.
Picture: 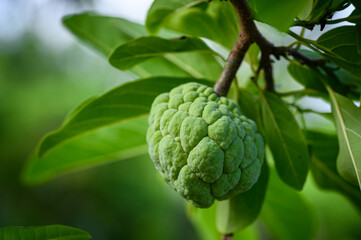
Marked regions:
[275,47,326,66]
[221,233,234,240]
[212,0,328,97]
[293,10,359,30]
[213,0,277,96]
[213,34,251,96]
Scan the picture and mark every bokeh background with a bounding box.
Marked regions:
[0,0,360,239]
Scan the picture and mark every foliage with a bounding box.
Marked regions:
[11,0,361,239]
[0,225,91,240]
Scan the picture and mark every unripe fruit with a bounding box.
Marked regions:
[147,82,264,208]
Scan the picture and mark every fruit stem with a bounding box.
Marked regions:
[221,233,234,240]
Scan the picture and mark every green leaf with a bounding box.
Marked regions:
[146,0,203,33]
[304,0,348,24]
[334,67,361,88]
[297,0,313,20]
[23,117,148,185]
[287,62,326,92]
[287,61,359,98]
[316,26,361,64]
[306,131,361,212]
[327,87,361,188]
[324,53,361,81]
[161,51,223,80]
[237,88,262,134]
[63,12,222,78]
[37,77,212,157]
[357,24,361,55]
[260,92,309,190]
[248,0,311,32]
[260,169,316,240]
[216,162,269,234]
[108,36,216,70]
[162,1,240,49]
[245,43,260,70]
[63,12,147,56]
[306,0,332,22]
[0,225,91,240]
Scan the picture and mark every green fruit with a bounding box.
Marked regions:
[147,82,264,208]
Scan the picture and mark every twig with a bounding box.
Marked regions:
[261,53,274,91]
[221,233,234,240]
[213,0,276,96]
[278,89,320,97]
[212,1,330,96]
[213,35,251,96]
[294,15,361,29]
[275,47,326,66]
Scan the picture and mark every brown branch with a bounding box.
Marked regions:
[213,0,276,96]
[213,34,251,96]
[212,0,328,97]
[221,233,234,240]
[261,53,274,91]
[276,47,326,66]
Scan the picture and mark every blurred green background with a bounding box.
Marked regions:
[0,0,360,239]
[0,0,196,239]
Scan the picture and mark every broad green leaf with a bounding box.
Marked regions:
[37,77,212,157]
[260,169,316,240]
[216,162,269,234]
[129,56,195,78]
[306,131,361,211]
[295,34,361,81]
[63,12,222,78]
[248,0,311,31]
[63,12,146,55]
[327,87,361,188]
[162,51,223,80]
[163,1,240,49]
[146,0,203,33]
[316,26,361,64]
[323,52,361,81]
[305,0,348,23]
[108,36,216,70]
[297,0,313,20]
[287,62,325,92]
[0,225,91,240]
[23,117,148,185]
[238,89,262,134]
[306,131,339,160]
[334,68,361,88]
[357,24,361,55]
[260,92,309,190]
[245,43,260,71]
[287,62,359,98]
[306,0,332,22]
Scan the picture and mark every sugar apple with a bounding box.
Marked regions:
[147,82,264,208]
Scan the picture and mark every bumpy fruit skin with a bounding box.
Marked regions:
[147,82,264,208]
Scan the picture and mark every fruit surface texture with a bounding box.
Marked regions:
[147,82,264,208]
